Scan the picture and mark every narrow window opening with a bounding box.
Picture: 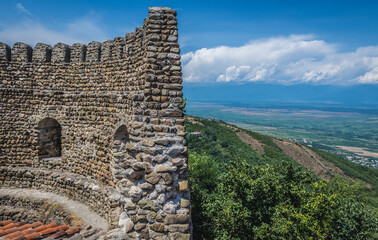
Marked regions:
[114,125,129,143]
[37,118,62,158]
[113,125,129,157]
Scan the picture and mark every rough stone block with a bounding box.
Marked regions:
[33,43,52,62]
[12,42,32,62]
[0,42,11,61]
[52,43,70,62]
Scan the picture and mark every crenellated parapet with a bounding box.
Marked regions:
[0,30,144,63]
[0,7,191,240]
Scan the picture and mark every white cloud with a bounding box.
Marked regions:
[16,3,31,15]
[0,6,108,47]
[182,35,378,85]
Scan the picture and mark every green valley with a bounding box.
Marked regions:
[185,115,378,239]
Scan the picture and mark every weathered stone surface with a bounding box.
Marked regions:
[164,214,190,224]
[129,186,142,200]
[118,214,134,233]
[145,173,160,184]
[163,202,177,214]
[138,200,159,211]
[172,158,184,166]
[142,138,155,147]
[169,233,191,240]
[168,224,189,233]
[156,165,177,173]
[134,223,146,231]
[0,6,191,240]
[180,199,190,208]
[161,173,173,184]
[178,180,189,191]
[150,223,168,232]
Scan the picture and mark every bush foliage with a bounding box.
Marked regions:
[186,116,378,239]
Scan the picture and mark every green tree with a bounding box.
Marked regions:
[190,159,378,239]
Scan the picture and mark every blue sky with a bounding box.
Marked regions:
[1,0,378,85]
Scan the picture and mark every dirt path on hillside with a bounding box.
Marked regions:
[274,139,334,180]
[274,139,349,180]
[235,131,265,154]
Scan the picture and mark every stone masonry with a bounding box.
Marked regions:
[0,7,191,239]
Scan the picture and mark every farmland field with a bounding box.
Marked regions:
[186,102,378,168]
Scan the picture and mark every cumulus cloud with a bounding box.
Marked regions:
[182,35,378,85]
[0,4,108,46]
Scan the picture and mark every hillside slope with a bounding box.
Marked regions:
[185,115,378,203]
[185,115,378,239]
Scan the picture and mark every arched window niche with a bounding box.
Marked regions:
[37,117,62,158]
[113,125,129,159]
[114,125,129,145]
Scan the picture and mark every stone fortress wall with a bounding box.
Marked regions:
[0,7,191,239]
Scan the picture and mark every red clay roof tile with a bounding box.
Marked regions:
[17,224,32,231]
[0,220,13,227]
[22,229,37,235]
[30,222,43,229]
[0,227,18,237]
[56,225,69,231]
[49,230,66,239]
[39,227,58,236]
[44,223,57,229]
[10,236,25,240]
[65,227,80,236]
[34,226,46,232]
[2,231,23,239]
[0,219,94,240]
[15,221,28,227]
[24,232,41,240]
[0,223,17,230]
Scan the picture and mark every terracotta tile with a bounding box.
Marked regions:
[2,231,23,239]
[34,226,46,232]
[0,223,17,230]
[22,229,37,235]
[24,232,41,240]
[49,230,66,239]
[56,225,68,231]
[0,227,18,237]
[0,220,13,227]
[17,224,32,231]
[65,227,80,236]
[0,220,87,240]
[30,222,43,229]
[10,236,25,240]
[39,227,58,236]
[15,221,28,227]
[44,223,57,229]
